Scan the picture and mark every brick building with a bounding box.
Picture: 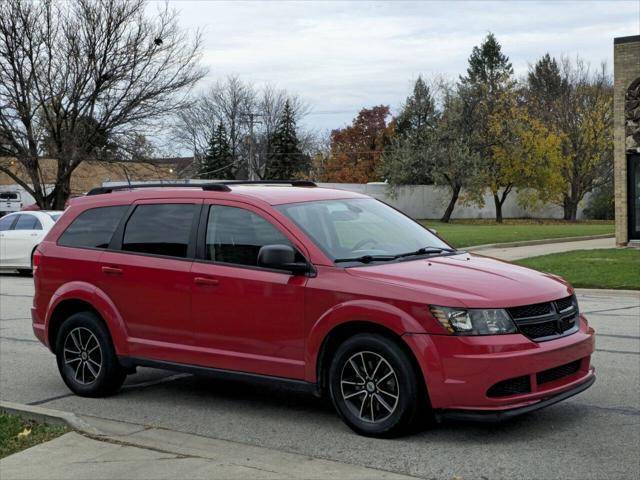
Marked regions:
[0,156,195,202]
[614,35,640,246]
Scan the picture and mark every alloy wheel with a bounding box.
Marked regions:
[340,351,400,423]
[63,327,102,385]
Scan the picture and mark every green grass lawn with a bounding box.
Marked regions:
[0,413,67,459]
[419,219,614,248]
[515,249,640,290]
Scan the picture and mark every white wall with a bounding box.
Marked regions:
[318,183,590,220]
[102,180,590,220]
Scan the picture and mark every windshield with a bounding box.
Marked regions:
[277,198,452,265]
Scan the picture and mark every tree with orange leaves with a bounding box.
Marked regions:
[318,106,394,183]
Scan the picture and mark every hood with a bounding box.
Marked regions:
[345,253,572,309]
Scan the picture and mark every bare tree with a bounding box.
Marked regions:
[172,76,311,179]
[0,0,206,208]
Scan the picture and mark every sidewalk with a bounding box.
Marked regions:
[0,414,415,480]
[470,237,616,261]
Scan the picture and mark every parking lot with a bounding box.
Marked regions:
[1,273,638,479]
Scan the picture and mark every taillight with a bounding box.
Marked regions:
[32,249,42,273]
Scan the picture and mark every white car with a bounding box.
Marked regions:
[0,210,63,275]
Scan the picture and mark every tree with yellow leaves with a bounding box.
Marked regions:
[527,55,613,220]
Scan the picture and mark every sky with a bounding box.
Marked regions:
[160,0,639,134]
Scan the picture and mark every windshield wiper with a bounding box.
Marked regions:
[395,246,459,259]
[335,247,459,265]
[334,254,398,264]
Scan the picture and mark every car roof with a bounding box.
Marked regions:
[5,210,61,217]
[72,185,370,207]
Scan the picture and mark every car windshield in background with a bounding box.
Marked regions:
[277,198,452,265]
[48,213,62,221]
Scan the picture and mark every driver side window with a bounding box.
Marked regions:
[205,205,299,267]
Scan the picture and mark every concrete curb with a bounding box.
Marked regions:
[467,234,614,251]
[0,400,103,435]
[575,288,640,297]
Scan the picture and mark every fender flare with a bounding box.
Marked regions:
[305,299,426,382]
[45,282,129,355]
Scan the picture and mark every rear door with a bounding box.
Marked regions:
[2,213,43,267]
[98,199,201,363]
[0,215,18,266]
[190,201,308,379]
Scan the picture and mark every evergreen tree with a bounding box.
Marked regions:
[391,76,438,184]
[527,53,568,125]
[200,123,234,180]
[458,32,517,222]
[265,100,306,179]
[395,76,437,142]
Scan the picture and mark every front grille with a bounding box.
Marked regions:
[555,296,575,312]
[508,302,553,319]
[537,360,582,385]
[519,321,558,339]
[508,295,578,341]
[487,375,531,398]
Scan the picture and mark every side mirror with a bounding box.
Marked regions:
[428,228,438,234]
[257,244,309,275]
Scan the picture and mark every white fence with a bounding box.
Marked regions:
[102,180,589,220]
[318,183,590,220]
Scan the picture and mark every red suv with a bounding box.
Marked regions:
[31,182,595,437]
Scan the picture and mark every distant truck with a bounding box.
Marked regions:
[0,191,22,216]
[0,186,37,217]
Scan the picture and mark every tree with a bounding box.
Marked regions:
[488,98,565,216]
[395,76,437,140]
[264,100,307,179]
[459,33,516,222]
[382,84,481,222]
[320,106,393,183]
[200,124,234,180]
[527,55,613,220]
[0,0,205,208]
[172,77,311,180]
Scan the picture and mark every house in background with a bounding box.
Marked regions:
[614,35,640,247]
[0,157,196,205]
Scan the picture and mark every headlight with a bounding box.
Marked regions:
[429,306,517,335]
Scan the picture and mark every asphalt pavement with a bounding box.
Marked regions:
[0,273,638,479]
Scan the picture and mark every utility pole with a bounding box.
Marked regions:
[242,111,264,181]
[247,112,257,181]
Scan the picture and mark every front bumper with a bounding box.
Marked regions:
[435,374,595,422]
[404,315,595,414]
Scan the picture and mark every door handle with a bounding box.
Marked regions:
[194,276,219,286]
[101,266,123,275]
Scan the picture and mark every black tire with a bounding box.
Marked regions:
[328,333,423,437]
[17,269,32,276]
[55,311,126,397]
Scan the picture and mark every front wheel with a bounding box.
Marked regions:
[328,333,423,437]
[55,312,126,397]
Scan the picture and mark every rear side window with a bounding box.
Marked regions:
[0,215,16,231]
[14,214,42,230]
[122,204,196,258]
[58,206,128,249]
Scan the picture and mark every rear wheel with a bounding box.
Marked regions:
[55,312,126,397]
[328,333,423,437]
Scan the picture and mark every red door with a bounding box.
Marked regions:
[98,200,201,363]
[190,201,308,379]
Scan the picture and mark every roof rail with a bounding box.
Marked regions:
[85,180,317,196]
[218,180,317,188]
[86,183,231,196]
